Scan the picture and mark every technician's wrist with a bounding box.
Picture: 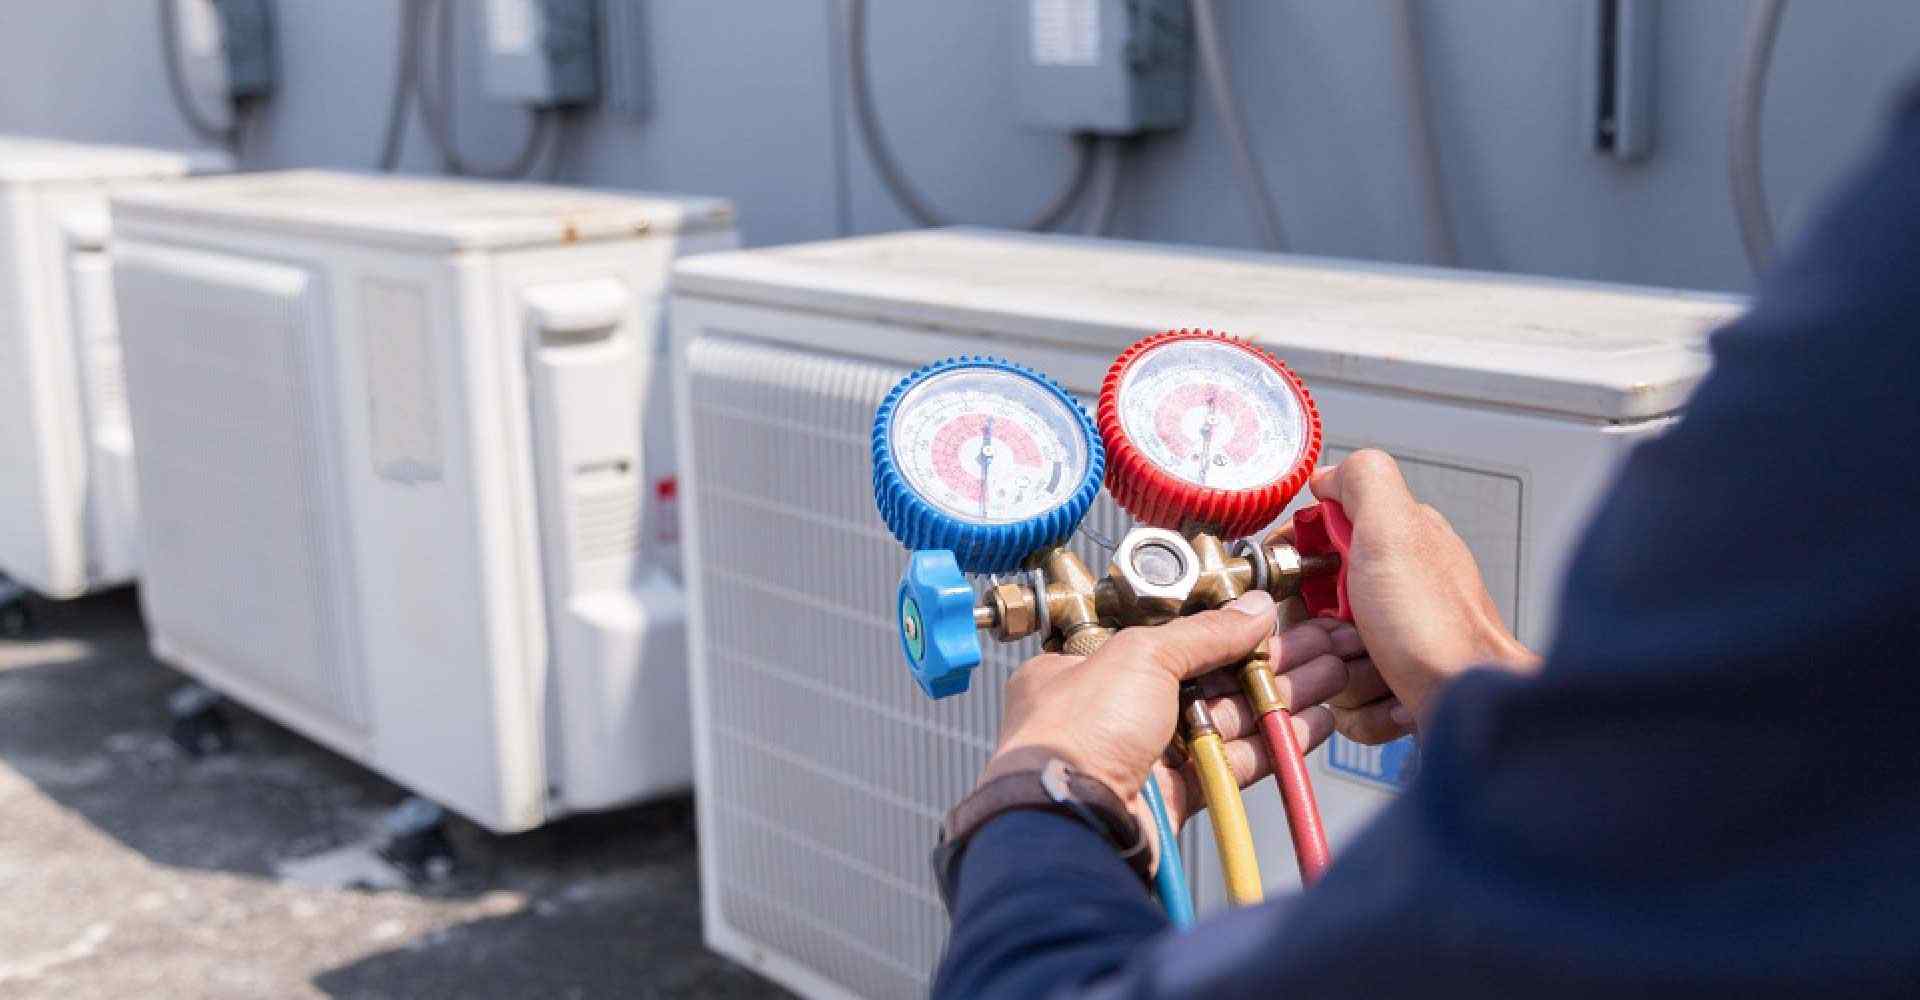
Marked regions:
[939,750,1155,903]
[1471,618,1540,676]
[978,743,1124,800]
[1406,624,1539,720]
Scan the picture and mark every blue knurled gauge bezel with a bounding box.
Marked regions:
[872,356,1104,575]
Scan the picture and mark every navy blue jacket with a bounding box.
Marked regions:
[935,89,1920,999]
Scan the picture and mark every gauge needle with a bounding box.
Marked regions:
[978,416,995,518]
[1195,389,1219,486]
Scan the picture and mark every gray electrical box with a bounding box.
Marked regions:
[1015,0,1189,134]
[481,0,599,107]
[211,0,276,99]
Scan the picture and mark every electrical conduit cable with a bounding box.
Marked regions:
[1070,626,1197,927]
[377,0,426,171]
[1084,136,1126,237]
[1182,685,1263,906]
[846,0,1096,230]
[159,0,241,148]
[417,0,557,179]
[1190,0,1285,251]
[1387,0,1459,266]
[1731,0,1788,273]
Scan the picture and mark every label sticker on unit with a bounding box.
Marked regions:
[1325,733,1419,791]
[360,278,443,483]
[1031,0,1100,66]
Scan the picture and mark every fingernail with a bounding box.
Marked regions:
[1330,625,1359,645]
[1389,703,1413,727]
[1228,589,1274,616]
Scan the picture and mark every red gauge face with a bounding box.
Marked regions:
[1099,331,1322,537]
[1119,339,1310,490]
[889,369,1090,525]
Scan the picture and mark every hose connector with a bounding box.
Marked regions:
[1238,659,1285,717]
[1180,683,1217,738]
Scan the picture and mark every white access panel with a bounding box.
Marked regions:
[0,137,214,598]
[110,170,736,832]
[668,228,1742,1000]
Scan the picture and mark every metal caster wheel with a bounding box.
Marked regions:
[0,599,31,639]
[378,797,457,883]
[167,683,234,757]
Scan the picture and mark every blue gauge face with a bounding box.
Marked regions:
[889,368,1091,525]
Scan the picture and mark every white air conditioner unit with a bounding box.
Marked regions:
[110,170,736,832]
[0,136,223,602]
[668,228,1741,1000]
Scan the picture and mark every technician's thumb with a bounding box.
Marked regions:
[1110,590,1276,681]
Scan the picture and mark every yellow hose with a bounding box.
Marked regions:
[1189,730,1264,906]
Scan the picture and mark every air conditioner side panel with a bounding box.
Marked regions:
[113,240,367,737]
[324,247,547,833]
[65,242,140,588]
[0,183,86,596]
[485,230,736,817]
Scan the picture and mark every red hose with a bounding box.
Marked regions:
[1258,708,1332,885]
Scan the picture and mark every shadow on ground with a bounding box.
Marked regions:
[0,589,788,999]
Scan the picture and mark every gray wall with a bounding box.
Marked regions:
[2,1,1913,291]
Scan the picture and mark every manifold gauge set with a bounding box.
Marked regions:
[871,329,1357,923]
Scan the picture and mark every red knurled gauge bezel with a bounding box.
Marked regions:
[1097,329,1323,539]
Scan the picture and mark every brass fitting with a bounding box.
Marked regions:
[985,580,1040,642]
[1179,684,1218,738]
[1257,538,1340,601]
[1186,532,1252,610]
[1107,527,1200,625]
[1061,625,1113,657]
[966,528,1340,655]
[1038,545,1106,653]
[1191,529,1286,715]
[1238,658,1285,716]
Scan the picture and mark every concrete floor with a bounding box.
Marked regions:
[0,589,791,1000]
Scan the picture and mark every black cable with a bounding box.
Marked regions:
[1084,136,1126,236]
[1191,0,1285,250]
[1388,0,1458,266]
[377,0,426,171]
[416,0,558,180]
[159,0,239,147]
[1731,0,1788,273]
[847,0,1095,230]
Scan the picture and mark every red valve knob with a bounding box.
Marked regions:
[1292,501,1353,622]
[1098,330,1323,539]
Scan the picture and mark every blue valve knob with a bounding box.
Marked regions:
[898,549,981,699]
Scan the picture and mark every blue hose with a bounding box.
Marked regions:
[1140,776,1195,928]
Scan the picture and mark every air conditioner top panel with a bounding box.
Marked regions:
[670,228,1745,422]
[0,135,201,184]
[111,170,735,252]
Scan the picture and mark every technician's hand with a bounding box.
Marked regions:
[1273,449,1540,738]
[977,599,1360,870]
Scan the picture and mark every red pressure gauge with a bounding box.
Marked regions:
[1097,330,1322,538]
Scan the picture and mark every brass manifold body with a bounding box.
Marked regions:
[971,527,1340,694]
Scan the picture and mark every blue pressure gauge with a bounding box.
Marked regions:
[873,357,1104,697]
[873,357,1104,573]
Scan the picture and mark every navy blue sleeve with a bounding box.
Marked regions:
[935,87,1920,1000]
